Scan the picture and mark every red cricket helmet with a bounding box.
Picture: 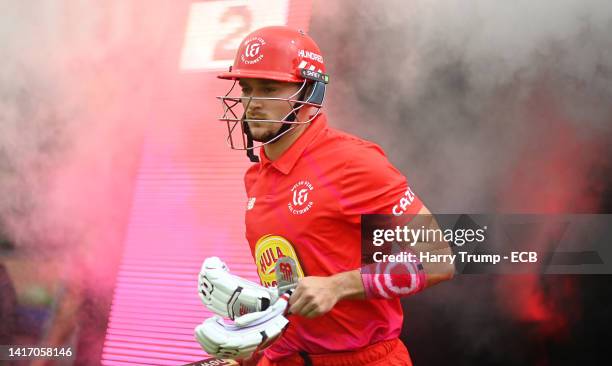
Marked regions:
[217,26,329,162]
[218,26,327,83]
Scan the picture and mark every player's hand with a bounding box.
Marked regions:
[198,257,278,320]
[194,293,291,360]
[288,276,340,318]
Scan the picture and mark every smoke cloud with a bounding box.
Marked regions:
[311,1,612,364]
[1,2,243,361]
[0,1,171,274]
[0,1,175,353]
[313,0,612,212]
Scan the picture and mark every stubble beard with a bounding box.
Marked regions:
[247,121,282,143]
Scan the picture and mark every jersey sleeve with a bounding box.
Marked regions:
[339,143,423,216]
[243,164,259,195]
[341,144,429,300]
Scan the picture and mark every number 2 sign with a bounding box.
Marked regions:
[180,0,290,70]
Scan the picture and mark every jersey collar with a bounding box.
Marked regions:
[259,113,327,175]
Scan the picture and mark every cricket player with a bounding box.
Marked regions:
[195,26,454,366]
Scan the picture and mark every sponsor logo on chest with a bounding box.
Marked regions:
[255,235,305,287]
[288,180,314,215]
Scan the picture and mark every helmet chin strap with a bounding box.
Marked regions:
[243,112,298,163]
[243,121,260,163]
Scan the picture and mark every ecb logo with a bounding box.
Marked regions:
[241,37,265,65]
[288,180,314,215]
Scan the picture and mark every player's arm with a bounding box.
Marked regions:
[289,205,454,317]
[405,205,455,287]
[290,147,455,317]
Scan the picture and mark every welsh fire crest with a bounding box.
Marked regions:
[288,180,314,215]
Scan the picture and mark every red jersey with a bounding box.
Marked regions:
[244,113,423,360]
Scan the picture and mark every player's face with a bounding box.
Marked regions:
[239,78,301,143]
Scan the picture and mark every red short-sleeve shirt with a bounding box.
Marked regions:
[244,113,423,359]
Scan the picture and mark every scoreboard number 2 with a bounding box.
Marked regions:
[212,6,253,61]
[180,0,290,70]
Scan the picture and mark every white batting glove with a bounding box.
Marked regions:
[198,257,278,321]
[194,293,291,360]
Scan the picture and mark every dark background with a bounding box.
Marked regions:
[310,0,612,364]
